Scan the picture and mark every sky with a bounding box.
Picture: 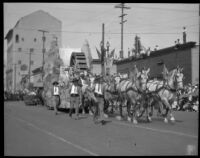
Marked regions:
[4,3,199,61]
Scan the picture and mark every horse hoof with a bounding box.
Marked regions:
[127,117,131,122]
[170,117,175,122]
[104,114,108,118]
[116,116,122,121]
[147,117,152,122]
[133,119,138,124]
[164,118,168,123]
[89,111,93,116]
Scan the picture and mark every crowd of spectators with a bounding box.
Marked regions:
[4,87,44,106]
[4,90,25,101]
[172,83,199,112]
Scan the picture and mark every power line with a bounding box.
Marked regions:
[130,4,198,13]
[12,27,198,34]
[126,15,199,31]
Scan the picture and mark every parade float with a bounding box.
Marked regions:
[42,39,93,109]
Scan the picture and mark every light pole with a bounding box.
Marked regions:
[13,63,21,92]
[106,41,111,75]
[100,41,105,76]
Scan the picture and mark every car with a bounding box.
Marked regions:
[23,92,39,106]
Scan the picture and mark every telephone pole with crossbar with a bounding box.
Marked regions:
[38,29,49,81]
[115,3,131,59]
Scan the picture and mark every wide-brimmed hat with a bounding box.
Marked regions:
[80,72,84,77]
[95,75,103,81]
[52,81,59,85]
[72,77,79,82]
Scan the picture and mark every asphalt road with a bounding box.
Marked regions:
[4,101,198,156]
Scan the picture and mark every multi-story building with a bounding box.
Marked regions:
[116,42,199,85]
[5,10,62,92]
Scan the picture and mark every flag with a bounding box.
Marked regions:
[96,47,101,59]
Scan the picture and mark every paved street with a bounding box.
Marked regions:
[4,101,198,156]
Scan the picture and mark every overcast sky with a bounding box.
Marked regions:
[4,3,199,60]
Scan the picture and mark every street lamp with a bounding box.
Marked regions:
[100,41,106,76]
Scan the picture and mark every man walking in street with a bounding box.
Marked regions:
[92,75,107,125]
[52,81,60,115]
[69,77,82,120]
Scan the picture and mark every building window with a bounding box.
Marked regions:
[31,60,34,65]
[21,37,24,41]
[34,38,37,42]
[18,48,22,52]
[16,34,19,43]
[18,60,21,64]
[30,48,34,53]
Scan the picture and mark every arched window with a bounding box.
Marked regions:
[16,34,19,43]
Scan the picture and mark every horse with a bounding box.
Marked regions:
[125,67,151,124]
[103,75,120,116]
[146,66,184,123]
[79,73,98,115]
[114,66,150,124]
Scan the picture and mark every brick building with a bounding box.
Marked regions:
[116,42,199,85]
[5,10,62,92]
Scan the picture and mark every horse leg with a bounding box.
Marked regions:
[130,98,138,124]
[145,101,152,123]
[127,99,132,122]
[103,99,109,118]
[169,100,176,122]
[116,96,123,121]
[161,99,172,123]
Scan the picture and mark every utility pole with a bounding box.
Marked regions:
[101,23,105,76]
[38,29,49,81]
[14,63,17,92]
[29,48,33,84]
[115,3,131,59]
[54,36,58,46]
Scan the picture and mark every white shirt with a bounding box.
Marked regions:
[95,83,102,95]
[71,85,78,94]
[53,86,59,95]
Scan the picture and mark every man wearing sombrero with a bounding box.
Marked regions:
[68,77,82,120]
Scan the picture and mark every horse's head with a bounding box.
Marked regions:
[137,67,150,91]
[85,87,97,103]
[114,75,121,85]
[108,76,117,92]
[166,68,179,90]
[174,67,184,90]
[89,75,95,87]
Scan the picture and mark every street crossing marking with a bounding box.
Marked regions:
[5,114,99,156]
[112,121,198,139]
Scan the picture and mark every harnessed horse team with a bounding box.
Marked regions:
[48,64,184,125]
